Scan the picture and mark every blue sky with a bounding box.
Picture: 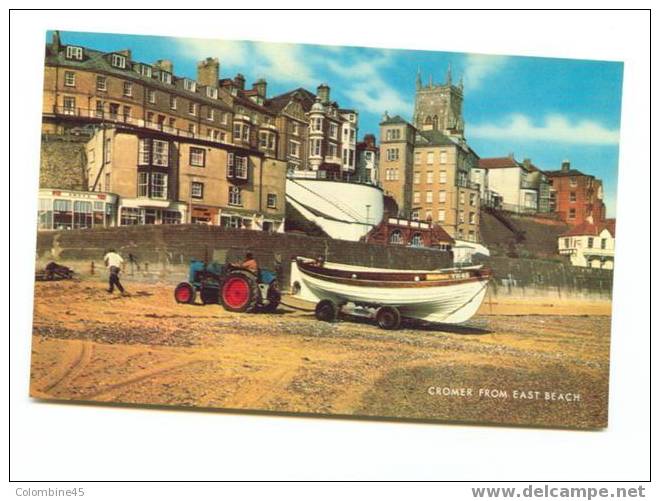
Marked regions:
[49,31,624,215]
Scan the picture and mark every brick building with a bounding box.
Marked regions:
[545,160,606,225]
[362,217,454,250]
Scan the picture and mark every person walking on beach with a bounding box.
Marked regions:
[104,248,126,294]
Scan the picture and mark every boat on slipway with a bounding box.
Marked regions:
[289,257,491,329]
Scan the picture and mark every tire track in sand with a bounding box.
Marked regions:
[32,339,94,397]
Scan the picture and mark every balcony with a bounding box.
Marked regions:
[50,106,232,146]
[582,247,614,258]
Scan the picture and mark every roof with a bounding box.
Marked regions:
[265,88,317,113]
[544,168,589,177]
[561,219,616,238]
[380,114,409,126]
[45,42,233,113]
[415,129,457,147]
[478,157,521,169]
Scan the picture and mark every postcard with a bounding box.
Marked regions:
[31,30,622,429]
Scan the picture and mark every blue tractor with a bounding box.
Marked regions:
[174,259,281,313]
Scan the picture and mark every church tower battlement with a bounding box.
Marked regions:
[413,64,465,138]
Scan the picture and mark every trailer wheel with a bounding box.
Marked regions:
[376,306,401,330]
[259,281,281,313]
[174,282,195,304]
[220,271,259,313]
[315,299,338,322]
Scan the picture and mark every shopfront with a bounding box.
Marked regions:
[38,189,117,230]
[118,199,187,226]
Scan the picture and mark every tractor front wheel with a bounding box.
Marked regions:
[220,271,259,313]
[174,282,195,304]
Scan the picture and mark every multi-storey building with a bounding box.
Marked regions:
[265,85,358,180]
[379,113,416,216]
[353,134,379,185]
[478,156,540,213]
[85,125,286,230]
[545,160,606,225]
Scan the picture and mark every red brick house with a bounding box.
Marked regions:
[545,161,607,225]
[362,217,455,250]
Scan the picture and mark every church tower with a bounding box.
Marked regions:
[412,63,465,138]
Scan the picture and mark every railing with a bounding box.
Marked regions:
[582,248,615,257]
[499,202,538,215]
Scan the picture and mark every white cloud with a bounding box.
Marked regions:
[175,38,316,86]
[462,54,509,90]
[327,52,409,116]
[469,113,620,145]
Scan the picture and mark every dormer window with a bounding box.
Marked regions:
[65,46,83,60]
[111,54,126,69]
[159,71,172,85]
[183,79,197,92]
[206,87,218,99]
[138,64,152,78]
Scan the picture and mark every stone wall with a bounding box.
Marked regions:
[35,225,454,286]
[40,134,88,190]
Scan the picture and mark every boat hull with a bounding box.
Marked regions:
[290,259,490,324]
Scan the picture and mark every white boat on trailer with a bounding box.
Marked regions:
[289,257,492,329]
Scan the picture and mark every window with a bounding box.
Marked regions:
[233,123,242,140]
[235,156,248,179]
[63,96,76,115]
[267,193,277,209]
[206,108,214,121]
[459,212,465,224]
[188,124,197,135]
[414,152,421,164]
[227,153,235,177]
[122,81,132,97]
[104,138,112,163]
[111,54,126,68]
[104,173,111,191]
[169,96,177,110]
[470,193,477,207]
[587,237,594,248]
[147,90,156,104]
[440,151,447,164]
[329,123,338,138]
[190,147,205,167]
[469,212,476,224]
[312,117,322,131]
[139,64,152,78]
[564,238,570,248]
[327,143,338,158]
[146,112,155,125]
[242,125,250,142]
[569,191,577,202]
[411,210,420,221]
[162,211,181,224]
[427,152,434,164]
[138,171,148,197]
[568,208,576,219]
[66,46,83,60]
[386,128,401,140]
[151,172,168,199]
[152,140,169,166]
[159,71,172,84]
[439,171,447,184]
[411,233,423,247]
[389,230,403,245]
[291,122,299,135]
[121,207,141,226]
[393,168,399,180]
[426,191,433,203]
[183,79,197,92]
[311,138,322,157]
[229,186,242,206]
[460,192,465,204]
[188,102,197,116]
[348,149,355,167]
[601,238,607,249]
[64,71,75,87]
[206,87,218,99]
[109,103,119,118]
[386,148,399,161]
[438,209,446,222]
[96,76,107,92]
[439,190,446,203]
[168,117,176,129]
[289,140,300,158]
[191,182,204,199]
[569,177,578,187]
[413,192,420,204]
[426,171,434,183]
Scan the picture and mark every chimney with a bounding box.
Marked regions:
[234,73,245,91]
[364,134,376,147]
[51,30,61,52]
[317,83,330,104]
[117,49,132,60]
[252,78,267,98]
[197,57,220,87]
[561,160,571,172]
[508,152,515,159]
[154,59,173,73]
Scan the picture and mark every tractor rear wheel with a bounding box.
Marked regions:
[174,282,195,304]
[376,306,401,330]
[220,271,259,313]
[315,299,338,322]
